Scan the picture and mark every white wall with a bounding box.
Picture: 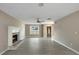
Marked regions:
[19,24,25,40]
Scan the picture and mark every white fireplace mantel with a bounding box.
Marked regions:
[8,26,20,46]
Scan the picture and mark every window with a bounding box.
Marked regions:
[30,25,39,35]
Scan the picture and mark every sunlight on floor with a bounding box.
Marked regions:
[51,36,54,41]
[29,38,40,49]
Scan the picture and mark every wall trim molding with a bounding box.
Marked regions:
[54,39,79,55]
[0,48,8,55]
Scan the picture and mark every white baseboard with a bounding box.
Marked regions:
[54,39,79,55]
[0,48,8,55]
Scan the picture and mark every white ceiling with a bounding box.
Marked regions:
[0,3,79,23]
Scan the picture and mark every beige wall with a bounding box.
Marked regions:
[54,11,79,53]
[25,24,43,37]
[0,10,24,54]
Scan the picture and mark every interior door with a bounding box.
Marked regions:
[47,26,51,37]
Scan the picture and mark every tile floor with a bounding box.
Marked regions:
[3,38,77,55]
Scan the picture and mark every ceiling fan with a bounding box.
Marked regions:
[36,18,44,23]
[36,17,55,24]
[36,18,52,23]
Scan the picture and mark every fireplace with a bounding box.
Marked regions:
[12,33,19,43]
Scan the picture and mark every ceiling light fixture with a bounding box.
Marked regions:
[38,3,44,7]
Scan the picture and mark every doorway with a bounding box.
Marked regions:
[47,26,51,37]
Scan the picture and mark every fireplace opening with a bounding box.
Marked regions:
[12,33,18,43]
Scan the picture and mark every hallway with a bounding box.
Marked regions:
[3,38,77,55]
